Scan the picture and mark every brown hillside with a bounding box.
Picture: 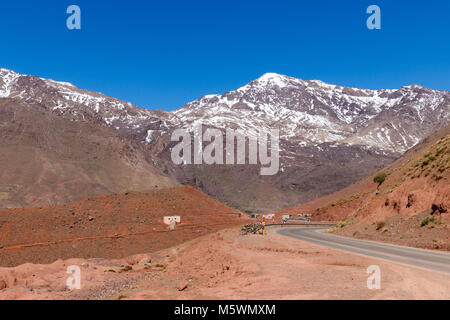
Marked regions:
[277,125,450,250]
[0,186,247,267]
[0,99,177,208]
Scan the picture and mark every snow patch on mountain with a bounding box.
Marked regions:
[1,68,448,154]
[0,69,20,98]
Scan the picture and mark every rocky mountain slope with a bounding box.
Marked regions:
[149,73,449,212]
[174,73,448,152]
[1,68,448,211]
[280,125,450,250]
[0,69,177,208]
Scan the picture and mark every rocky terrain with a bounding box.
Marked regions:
[0,186,246,267]
[147,74,449,213]
[0,71,177,208]
[1,68,448,212]
[280,125,450,250]
[0,69,448,301]
[1,228,449,300]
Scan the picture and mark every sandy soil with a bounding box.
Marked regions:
[1,227,448,300]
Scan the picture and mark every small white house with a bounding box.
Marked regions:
[282,214,291,220]
[163,216,181,225]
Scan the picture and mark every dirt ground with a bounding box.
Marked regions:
[0,186,247,267]
[0,226,448,300]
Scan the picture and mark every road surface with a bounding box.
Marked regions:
[276,227,450,274]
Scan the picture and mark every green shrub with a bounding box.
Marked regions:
[374,172,387,185]
[335,218,347,228]
[421,159,430,167]
[421,216,440,227]
[375,221,385,230]
[121,265,132,272]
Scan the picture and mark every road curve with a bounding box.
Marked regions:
[276,227,450,274]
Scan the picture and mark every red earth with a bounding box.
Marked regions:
[0,186,249,267]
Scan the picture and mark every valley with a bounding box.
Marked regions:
[1,68,448,212]
[0,68,448,300]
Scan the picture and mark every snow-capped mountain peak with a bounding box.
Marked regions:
[253,72,296,86]
[175,73,449,152]
[1,68,448,213]
[1,68,448,153]
[0,68,21,98]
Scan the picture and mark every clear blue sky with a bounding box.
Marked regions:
[0,0,448,110]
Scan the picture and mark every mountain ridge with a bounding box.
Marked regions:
[2,67,448,153]
[1,67,448,212]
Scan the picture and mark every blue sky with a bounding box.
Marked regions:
[0,0,448,110]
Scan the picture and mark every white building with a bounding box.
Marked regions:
[163,216,181,225]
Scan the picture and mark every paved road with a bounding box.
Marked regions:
[276,227,450,274]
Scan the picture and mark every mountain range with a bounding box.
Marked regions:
[0,68,448,211]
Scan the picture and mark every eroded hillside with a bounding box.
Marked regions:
[279,125,450,250]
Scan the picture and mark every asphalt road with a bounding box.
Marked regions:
[276,227,450,274]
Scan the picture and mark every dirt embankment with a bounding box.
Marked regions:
[1,227,449,300]
[0,186,248,267]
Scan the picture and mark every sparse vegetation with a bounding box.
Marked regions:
[421,159,430,167]
[407,136,449,179]
[121,265,132,272]
[335,218,347,228]
[424,152,437,161]
[421,216,440,227]
[375,221,386,230]
[373,172,387,186]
